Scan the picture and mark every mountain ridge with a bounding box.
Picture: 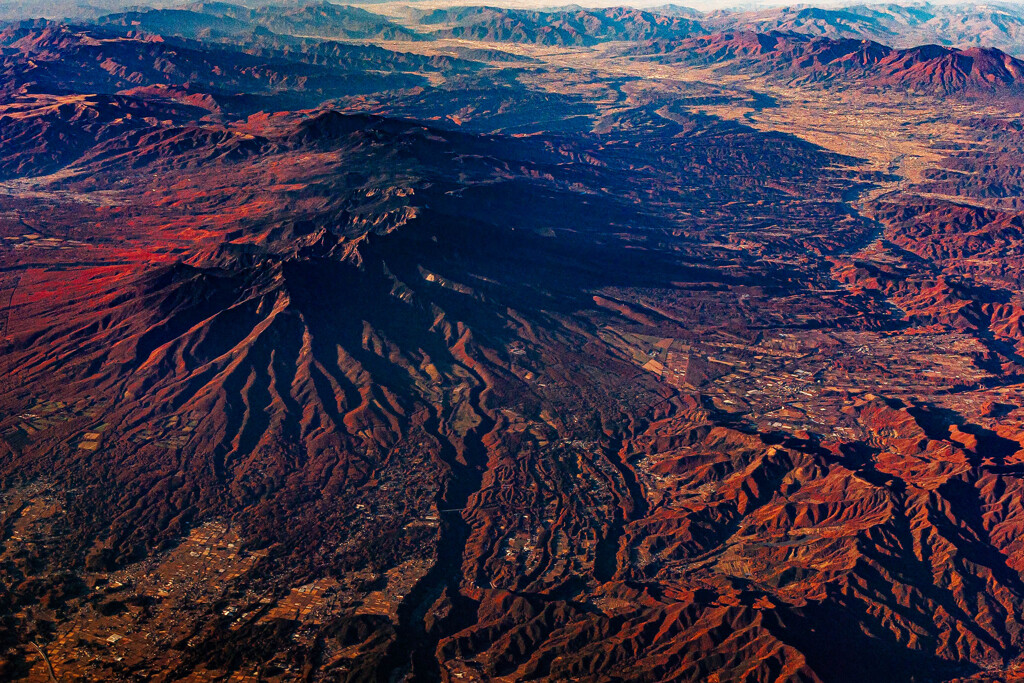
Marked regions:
[632,29,1024,94]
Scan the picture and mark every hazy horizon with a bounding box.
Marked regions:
[3,0,1024,20]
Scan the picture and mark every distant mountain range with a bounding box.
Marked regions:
[631,30,1024,94]
[416,6,704,45]
[96,2,424,41]
[417,2,1024,56]
[0,20,478,117]
[6,2,1024,57]
[4,3,1023,97]
[700,2,1024,57]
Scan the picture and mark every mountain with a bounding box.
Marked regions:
[703,2,1024,57]
[0,0,181,22]
[417,6,704,46]
[7,0,1024,57]
[872,43,1024,93]
[0,96,895,679]
[707,5,906,42]
[633,30,1024,94]
[0,21,473,115]
[93,8,251,39]
[95,2,426,41]
[0,93,219,180]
